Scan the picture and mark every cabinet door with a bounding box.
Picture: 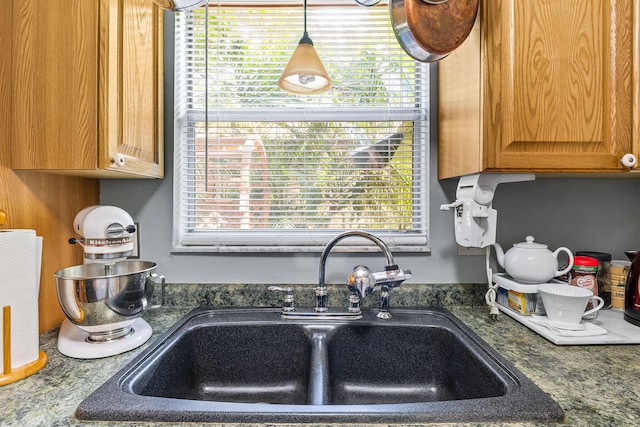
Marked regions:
[11,1,99,171]
[99,0,164,178]
[485,0,634,171]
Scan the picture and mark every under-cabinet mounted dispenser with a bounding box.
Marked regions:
[440,173,535,249]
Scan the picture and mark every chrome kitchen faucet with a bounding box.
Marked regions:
[269,230,412,319]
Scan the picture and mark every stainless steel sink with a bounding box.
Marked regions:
[76,307,564,424]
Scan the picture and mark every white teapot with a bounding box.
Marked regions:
[492,236,574,284]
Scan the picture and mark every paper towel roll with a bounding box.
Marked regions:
[0,230,42,371]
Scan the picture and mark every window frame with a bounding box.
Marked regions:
[172,1,431,253]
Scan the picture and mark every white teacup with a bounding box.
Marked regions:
[538,283,604,326]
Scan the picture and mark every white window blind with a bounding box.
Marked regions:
[173,0,429,251]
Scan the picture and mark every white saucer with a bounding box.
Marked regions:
[547,319,586,331]
[531,315,586,331]
[57,318,152,359]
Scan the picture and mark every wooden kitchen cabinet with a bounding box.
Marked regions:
[11,0,164,178]
[438,0,639,179]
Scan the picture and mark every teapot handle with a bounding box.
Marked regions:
[553,247,574,277]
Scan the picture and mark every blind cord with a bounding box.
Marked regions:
[204,3,210,192]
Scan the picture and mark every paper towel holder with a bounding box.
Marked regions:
[1,305,48,386]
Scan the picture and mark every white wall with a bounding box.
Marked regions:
[100,13,640,285]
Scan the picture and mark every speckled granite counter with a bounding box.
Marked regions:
[2,283,640,426]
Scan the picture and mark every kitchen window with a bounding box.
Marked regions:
[173,0,429,251]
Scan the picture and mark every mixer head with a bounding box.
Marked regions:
[70,205,136,264]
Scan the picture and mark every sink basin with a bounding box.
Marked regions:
[130,323,312,404]
[327,324,507,405]
[76,307,564,424]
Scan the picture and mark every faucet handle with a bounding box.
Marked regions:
[267,286,295,312]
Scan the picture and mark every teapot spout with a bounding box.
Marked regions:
[625,251,640,262]
[492,243,506,268]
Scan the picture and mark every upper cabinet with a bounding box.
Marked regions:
[438,0,638,179]
[11,0,164,179]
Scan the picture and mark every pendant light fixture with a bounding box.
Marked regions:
[278,0,332,95]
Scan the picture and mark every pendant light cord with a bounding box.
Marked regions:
[300,0,313,44]
[304,0,308,34]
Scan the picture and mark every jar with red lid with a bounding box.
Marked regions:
[569,255,600,318]
[575,251,612,309]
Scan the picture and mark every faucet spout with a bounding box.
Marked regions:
[317,230,410,318]
[318,230,396,289]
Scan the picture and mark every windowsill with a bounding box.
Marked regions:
[172,244,431,254]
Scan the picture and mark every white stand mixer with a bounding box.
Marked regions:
[55,206,161,359]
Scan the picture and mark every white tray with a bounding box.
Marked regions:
[498,305,640,345]
[493,272,563,292]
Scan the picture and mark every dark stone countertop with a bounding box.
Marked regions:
[2,284,640,426]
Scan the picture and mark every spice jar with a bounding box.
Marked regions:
[576,251,612,309]
[610,260,631,309]
[570,255,600,319]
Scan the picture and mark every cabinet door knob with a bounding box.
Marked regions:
[620,153,637,168]
[111,154,126,167]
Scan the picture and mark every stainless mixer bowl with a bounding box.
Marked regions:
[55,261,157,340]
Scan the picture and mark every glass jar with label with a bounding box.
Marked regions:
[569,255,599,319]
[575,251,612,309]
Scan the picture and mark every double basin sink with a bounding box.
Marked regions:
[77,307,563,424]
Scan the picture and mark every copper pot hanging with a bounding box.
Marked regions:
[391,0,479,62]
